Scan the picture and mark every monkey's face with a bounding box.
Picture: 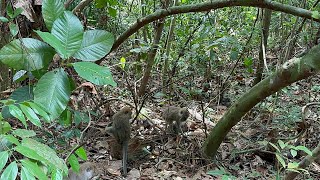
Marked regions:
[119,107,132,119]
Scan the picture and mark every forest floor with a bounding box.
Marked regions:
[66,54,320,179]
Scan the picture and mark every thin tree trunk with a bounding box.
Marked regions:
[162,0,178,94]
[253,8,271,85]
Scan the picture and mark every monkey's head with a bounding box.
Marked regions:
[179,107,189,122]
[120,106,132,118]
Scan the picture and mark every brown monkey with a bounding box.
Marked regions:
[65,162,96,180]
[105,107,132,177]
[162,106,189,134]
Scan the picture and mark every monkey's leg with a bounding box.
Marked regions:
[122,141,128,177]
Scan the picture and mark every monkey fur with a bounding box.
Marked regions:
[105,106,132,177]
[162,106,189,134]
[65,162,96,180]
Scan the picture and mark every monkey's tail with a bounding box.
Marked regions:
[122,141,128,177]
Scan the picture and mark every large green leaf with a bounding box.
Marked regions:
[73,30,114,61]
[20,159,47,180]
[51,11,83,59]
[15,145,47,163]
[35,31,67,58]
[0,161,18,180]
[42,0,64,31]
[34,68,71,119]
[0,38,55,71]
[21,138,68,173]
[72,62,116,86]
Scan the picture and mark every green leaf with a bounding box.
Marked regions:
[295,146,312,156]
[108,7,117,17]
[51,11,83,59]
[312,11,320,19]
[21,138,68,173]
[120,57,126,69]
[275,153,286,168]
[0,151,9,172]
[73,62,116,86]
[12,129,36,138]
[0,161,18,180]
[59,109,72,126]
[11,86,34,102]
[9,23,18,36]
[278,140,286,149]
[6,4,14,19]
[75,146,87,160]
[27,102,51,123]
[0,16,9,22]
[9,105,27,128]
[35,30,67,58]
[15,145,47,163]
[287,162,299,169]
[13,70,27,82]
[19,104,41,127]
[290,149,297,158]
[42,0,65,31]
[21,166,36,180]
[3,135,20,145]
[34,68,71,119]
[51,169,63,180]
[73,30,114,61]
[269,142,280,153]
[68,154,80,172]
[12,7,23,19]
[95,0,108,8]
[0,121,11,134]
[0,38,55,71]
[74,111,89,125]
[20,159,47,180]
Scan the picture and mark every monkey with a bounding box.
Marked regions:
[105,106,132,177]
[65,162,96,180]
[162,106,189,134]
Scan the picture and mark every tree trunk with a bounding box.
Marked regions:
[138,1,168,96]
[162,0,178,94]
[253,8,271,85]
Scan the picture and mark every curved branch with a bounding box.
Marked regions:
[203,45,320,158]
[110,0,316,53]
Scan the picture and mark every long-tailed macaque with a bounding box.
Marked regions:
[65,162,96,180]
[162,106,189,134]
[105,107,132,177]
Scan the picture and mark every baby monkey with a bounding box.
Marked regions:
[105,106,132,177]
[65,162,96,180]
[162,106,189,134]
